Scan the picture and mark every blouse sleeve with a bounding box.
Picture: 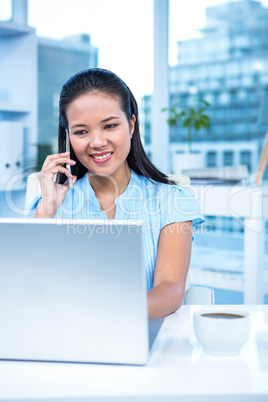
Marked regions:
[25,194,70,219]
[160,184,204,231]
[25,195,42,218]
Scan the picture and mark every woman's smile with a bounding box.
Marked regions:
[90,151,113,163]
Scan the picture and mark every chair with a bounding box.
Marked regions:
[25,173,215,305]
[24,172,41,215]
[184,286,214,305]
[168,173,191,185]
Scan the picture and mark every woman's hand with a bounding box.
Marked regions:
[34,152,77,218]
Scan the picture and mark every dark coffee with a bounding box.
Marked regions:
[201,313,244,319]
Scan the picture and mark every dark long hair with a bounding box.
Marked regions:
[57,68,174,185]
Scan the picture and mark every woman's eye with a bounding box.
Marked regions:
[73,130,87,135]
[105,123,118,129]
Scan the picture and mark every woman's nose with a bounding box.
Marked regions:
[88,132,108,149]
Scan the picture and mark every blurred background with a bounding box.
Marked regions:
[0,0,267,304]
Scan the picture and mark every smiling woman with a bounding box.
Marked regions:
[28,68,204,318]
[66,92,135,182]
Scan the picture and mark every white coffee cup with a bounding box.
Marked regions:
[193,307,250,355]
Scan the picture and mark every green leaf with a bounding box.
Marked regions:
[201,99,210,107]
[194,121,201,130]
[183,117,192,127]
[161,98,210,136]
[202,121,210,129]
[167,117,177,126]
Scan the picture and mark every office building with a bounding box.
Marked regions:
[143,0,268,179]
[38,34,98,152]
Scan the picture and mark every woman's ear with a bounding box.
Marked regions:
[130,114,136,138]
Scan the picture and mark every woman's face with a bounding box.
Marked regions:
[66,92,135,179]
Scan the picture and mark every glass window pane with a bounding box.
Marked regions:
[207,151,217,167]
[240,150,252,171]
[0,0,12,20]
[223,151,234,166]
[219,92,230,104]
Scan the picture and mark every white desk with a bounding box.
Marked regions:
[0,305,267,401]
[190,183,268,304]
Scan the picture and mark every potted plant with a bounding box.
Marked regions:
[162,98,210,174]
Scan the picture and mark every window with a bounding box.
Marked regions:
[240,151,252,172]
[237,89,248,101]
[211,63,223,79]
[53,93,59,118]
[232,108,242,119]
[209,80,220,89]
[213,92,219,103]
[226,77,240,87]
[249,89,259,102]
[207,151,217,167]
[0,0,12,20]
[225,123,233,134]
[215,109,225,119]
[230,90,237,102]
[180,67,191,82]
[219,92,230,104]
[218,37,229,52]
[233,34,249,48]
[234,123,247,133]
[203,39,214,54]
[226,61,240,76]
[242,76,253,86]
[203,92,213,104]
[223,151,234,166]
[198,65,207,80]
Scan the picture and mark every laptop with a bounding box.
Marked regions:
[0,218,163,365]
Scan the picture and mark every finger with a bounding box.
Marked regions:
[50,166,74,179]
[44,157,76,171]
[63,174,77,189]
[41,165,73,181]
[42,152,72,169]
[72,175,77,185]
[46,156,76,166]
[48,151,70,160]
[63,179,70,187]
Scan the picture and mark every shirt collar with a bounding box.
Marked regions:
[81,169,142,203]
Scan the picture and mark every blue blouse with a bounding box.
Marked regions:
[28,170,204,290]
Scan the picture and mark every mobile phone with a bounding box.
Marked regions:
[65,129,72,188]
